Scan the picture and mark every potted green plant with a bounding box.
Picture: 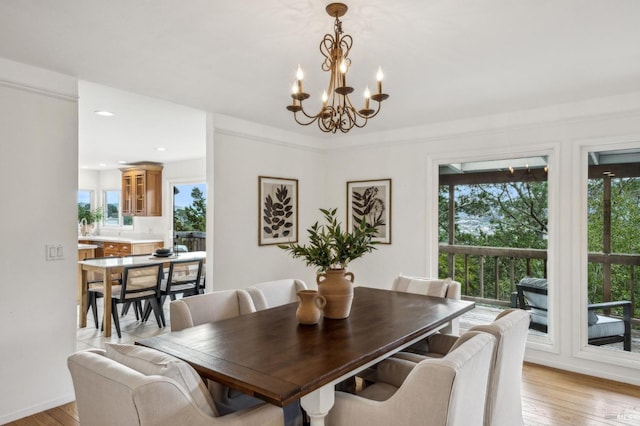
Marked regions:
[279,208,378,318]
[78,205,104,236]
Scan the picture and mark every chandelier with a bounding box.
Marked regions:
[286,3,389,133]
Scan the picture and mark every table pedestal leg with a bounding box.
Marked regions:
[301,384,334,426]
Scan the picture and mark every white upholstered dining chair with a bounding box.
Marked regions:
[67,344,283,426]
[246,279,308,311]
[169,290,301,425]
[393,309,531,426]
[326,331,496,426]
[392,274,462,338]
[169,290,259,415]
[169,289,256,331]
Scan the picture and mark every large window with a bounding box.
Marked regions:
[586,148,639,353]
[438,156,549,310]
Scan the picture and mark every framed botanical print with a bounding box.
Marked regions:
[258,176,298,246]
[347,178,392,244]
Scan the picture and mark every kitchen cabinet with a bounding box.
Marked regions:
[103,242,131,257]
[121,163,163,216]
[79,238,163,257]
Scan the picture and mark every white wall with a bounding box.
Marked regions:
[0,59,79,423]
[325,91,640,385]
[211,117,326,290]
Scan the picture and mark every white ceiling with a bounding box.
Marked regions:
[1,1,640,169]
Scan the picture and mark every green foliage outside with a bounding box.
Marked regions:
[174,186,206,232]
[587,177,640,318]
[440,175,639,319]
[438,180,548,302]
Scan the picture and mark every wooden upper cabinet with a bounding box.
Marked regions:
[120,163,163,217]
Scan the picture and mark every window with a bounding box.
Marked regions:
[103,190,133,227]
[438,156,549,331]
[78,189,93,223]
[585,148,639,353]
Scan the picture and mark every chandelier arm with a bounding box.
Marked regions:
[292,114,319,127]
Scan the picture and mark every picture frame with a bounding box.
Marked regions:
[347,178,392,244]
[258,176,298,246]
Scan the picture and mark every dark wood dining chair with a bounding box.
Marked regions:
[85,256,123,329]
[142,258,204,327]
[107,263,164,338]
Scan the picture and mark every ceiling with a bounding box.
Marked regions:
[1,1,640,169]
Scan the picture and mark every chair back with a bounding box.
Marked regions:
[67,348,283,426]
[168,290,261,415]
[392,274,461,334]
[246,279,308,310]
[170,289,256,331]
[514,277,548,331]
[402,331,495,425]
[329,332,495,426]
[467,309,530,426]
[392,274,461,300]
[165,258,203,294]
[118,264,162,302]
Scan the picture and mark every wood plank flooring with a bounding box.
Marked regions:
[7,362,640,425]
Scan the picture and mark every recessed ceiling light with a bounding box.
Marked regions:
[117,160,127,164]
[99,163,107,167]
[94,110,114,117]
[155,147,166,151]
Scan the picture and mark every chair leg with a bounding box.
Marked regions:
[111,299,122,338]
[147,297,166,328]
[142,296,166,323]
[121,301,131,317]
[135,301,144,320]
[87,292,99,329]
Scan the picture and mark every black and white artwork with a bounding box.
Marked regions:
[347,179,392,244]
[259,176,298,246]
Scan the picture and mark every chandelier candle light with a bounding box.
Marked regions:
[287,3,389,133]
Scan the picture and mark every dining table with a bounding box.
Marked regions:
[78,251,206,337]
[136,286,475,425]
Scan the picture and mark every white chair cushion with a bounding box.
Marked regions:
[104,343,217,417]
[588,315,625,339]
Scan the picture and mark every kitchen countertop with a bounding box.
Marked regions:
[78,243,98,250]
[78,236,164,244]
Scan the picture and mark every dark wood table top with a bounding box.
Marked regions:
[136,286,475,406]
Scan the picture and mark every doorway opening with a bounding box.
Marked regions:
[172,182,207,252]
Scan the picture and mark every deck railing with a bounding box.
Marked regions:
[439,244,639,321]
[174,231,206,252]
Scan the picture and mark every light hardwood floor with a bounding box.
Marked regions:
[7,362,640,425]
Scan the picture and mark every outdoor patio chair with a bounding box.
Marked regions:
[512,276,631,351]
